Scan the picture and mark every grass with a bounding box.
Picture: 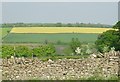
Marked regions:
[1,27,12,38]
[21,54,87,61]
[10,27,113,34]
[2,33,99,43]
[31,74,118,80]
[38,55,88,61]
[80,75,118,80]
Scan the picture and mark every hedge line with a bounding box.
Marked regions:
[2,44,55,58]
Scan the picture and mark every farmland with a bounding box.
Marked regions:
[10,27,112,34]
[3,33,99,43]
[2,24,119,80]
[1,27,12,38]
[2,27,112,43]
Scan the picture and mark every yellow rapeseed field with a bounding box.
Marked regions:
[10,27,113,34]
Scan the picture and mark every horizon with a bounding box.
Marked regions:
[2,2,118,25]
[1,22,113,26]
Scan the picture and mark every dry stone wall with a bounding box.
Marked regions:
[2,50,120,80]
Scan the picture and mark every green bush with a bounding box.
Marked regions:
[15,45,32,57]
[95,30,119,53]
[2,44,56,58]
[45,44,55,56]
[95,21,120,53]
[80,45,90,55]
[32,46,45,57]
[33,44,55,57]
[70,38,81,54]
[79,44,94,55]
[2,45,14,58]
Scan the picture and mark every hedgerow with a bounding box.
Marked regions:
[2,44,55,58]
[2,45,14,58]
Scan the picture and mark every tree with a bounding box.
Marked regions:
[67,23,72,27]
[113,21,120,30]
[113,21,120,38]
[95,21,120,52]
[56,23,62,27]
[70,38,81,54]
[112,21,120,50]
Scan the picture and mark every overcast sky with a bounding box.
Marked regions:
[2,2,118,25]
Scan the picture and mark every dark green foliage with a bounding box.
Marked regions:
[113,21,120,39]
[1,22,112,28]
[32,46,46,57]
[70,38,81,53]
[55,23,62,27]
[113,21,120,30]
[95,30,118,52]
[45,44,56,56]
[2,45,14,58]
[2,44,55,58]
[67,23,73,27]
[95,21,120,52]
[32,44,55,57]
[15,46,32,57]
[44,40,48,44]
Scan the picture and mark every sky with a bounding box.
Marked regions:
[118,2,120,21]
[1,0,119,2]
[2,2,118,25]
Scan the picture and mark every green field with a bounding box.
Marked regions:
[3,33,99,43]
[1,28,12,38]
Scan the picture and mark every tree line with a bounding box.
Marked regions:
[1,23,112,28]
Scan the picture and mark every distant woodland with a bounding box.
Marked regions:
[1,23,112,28]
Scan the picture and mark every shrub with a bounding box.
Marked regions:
[33,44,55,57]
[78,45,90,55]
[95,21,120,53]
[44,44,55,56]
[15,45,32,57]
[70,38,81,54]
[32,46,45,57]
[2,44,56,58]
[2,45,14,58]
[95,30,119,53]
[75,44,97,55]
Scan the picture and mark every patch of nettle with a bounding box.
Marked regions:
[2,44,55,58]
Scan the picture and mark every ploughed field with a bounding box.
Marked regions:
[2,27,112,43]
